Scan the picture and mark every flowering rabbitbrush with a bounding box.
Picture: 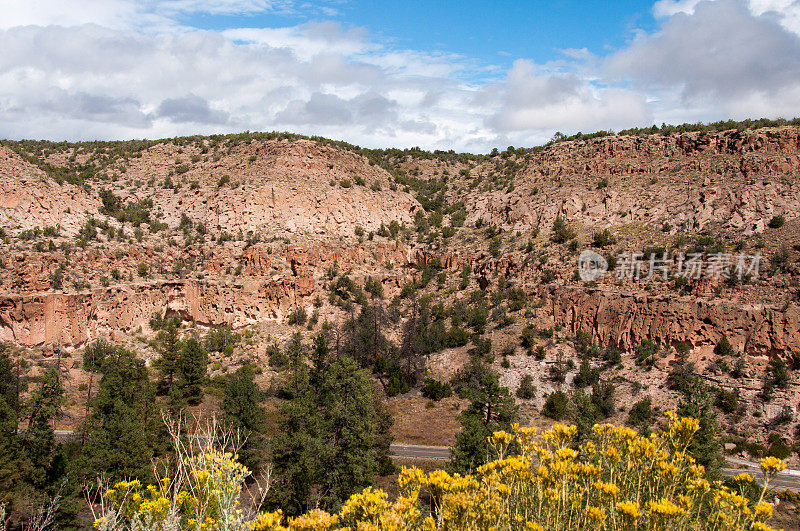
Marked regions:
[91,414,786,530]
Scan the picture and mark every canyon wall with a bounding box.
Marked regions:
[537,285,800,356]
[5,249,799,357]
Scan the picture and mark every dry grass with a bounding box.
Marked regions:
[389,395,464,446]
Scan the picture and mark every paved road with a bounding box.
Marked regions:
[721,468,800,492]
[390,443,450,460]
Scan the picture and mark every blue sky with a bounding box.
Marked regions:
[182,0,660,76]
[2,0,800,150]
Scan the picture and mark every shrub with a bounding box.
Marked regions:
[364,276,384,299]
[573,358,600,388]
[767,440,792,459]
[716,387,740,414]
[520,326,536,349]
[602,345,622,365]
[90,416,787,531]
[266,344,291,370]
[765,358,790,390]
[507,288,526,311]
[535,346,546,360]
[287,307,308,326]
[540,269,557,283]
[446,327,471,348]
[542,390,570,420]
[551,216,576,244]
[731,357,746,379]
[635,340,659,367]
[675,341,690,359]
[471,336,492,359]
[627,397,654,428]
[50,264,65,289]
[204,325,240,354]
[715,335,735,357]
[592,229,616,248]
[459,264,472,290]
[489,236,502,257]
[768,215,785,228]
[516,375,536,399]
[421,378,452,401]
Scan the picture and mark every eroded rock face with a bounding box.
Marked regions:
[535,285,800,355]
[110,139,419,238]
[2,128,800,359]
[0,146,99,233]
[0,278,312,346]
[464,127,800,235]
[0,241,417,347]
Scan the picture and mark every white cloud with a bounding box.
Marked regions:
[224,22,375,60]
[157,0,295,15]
[0,0,154,30]
[608,0,800,109]
[653,0,706,17]
[0,0,799,152]
[654,0,800,34]
[484,59,651,136]
[0,0,337,31]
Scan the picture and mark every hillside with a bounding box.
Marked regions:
[0,126,798,471]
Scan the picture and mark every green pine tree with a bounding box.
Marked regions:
[449,360,516,473]
[270,333,393,515]
[221,364,267,473]
[21,368,64,489]
[677,376,723,479]
[77,347,164,484]
[153,319,181,396]
[178,336,208,406]
[0,349,25,522]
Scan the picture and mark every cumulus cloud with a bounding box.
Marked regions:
[483,59,650,140]
[607,0,800,118]
[0,0,799,151]
[158,0,295,15]
[157,95,229,124]
[653,0,707,17]
[1,0,149,30]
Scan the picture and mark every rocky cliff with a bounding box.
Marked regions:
[2,128,800,358]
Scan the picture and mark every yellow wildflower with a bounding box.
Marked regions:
[586,506,607,522]
[648,499,688,518]
[759,456,787,476]
[753,502,773,520]
[616,501,640,520]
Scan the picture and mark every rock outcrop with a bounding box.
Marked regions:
[536,285,800,356]
[0,241,416,347]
